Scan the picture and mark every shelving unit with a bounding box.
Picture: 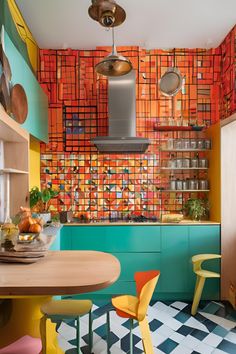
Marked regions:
[0,105,29,222]
[160,189,210,192]
[160,167,208,170]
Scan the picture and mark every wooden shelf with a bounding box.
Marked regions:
[160,149,211,152]
[160,167,208,170]
[154,125,205,132]
[159,189,210,192]
[0,168,29,175]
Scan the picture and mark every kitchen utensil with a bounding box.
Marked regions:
[10,83,28,124]
[0,73,11,113]
[159,67,183,96]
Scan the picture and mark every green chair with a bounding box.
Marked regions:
[40,299,93,354]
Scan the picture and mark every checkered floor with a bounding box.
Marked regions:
[56,300,236,354]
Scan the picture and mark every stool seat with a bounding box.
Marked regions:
[40,299,93,354]
[41,299,92,318]
[191,253,221,316]
[0,335,41,354]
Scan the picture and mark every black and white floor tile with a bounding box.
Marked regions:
[56,300,236,354]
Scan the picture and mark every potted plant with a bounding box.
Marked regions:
[29,186,58,223]
[183,198,209,221]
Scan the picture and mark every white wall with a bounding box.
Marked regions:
[221,115,236,299]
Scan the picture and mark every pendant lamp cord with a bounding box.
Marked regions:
[111,27,117,55]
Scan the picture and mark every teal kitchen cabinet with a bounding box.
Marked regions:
[60,224,220,300]
[189,225,221,300]
[161,226,189,297]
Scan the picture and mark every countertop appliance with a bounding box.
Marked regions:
[91,70,150,153]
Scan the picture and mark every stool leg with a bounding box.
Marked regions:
[130,318,133,354]
[40,315,47,354]
[88,310,93,353]
[139,317,154,354]
[191,276,206,316]
[77,317,82,354]
[106,311,111,354]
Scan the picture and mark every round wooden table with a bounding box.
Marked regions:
[0,251,120,353]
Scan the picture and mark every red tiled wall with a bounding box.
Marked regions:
[39,27,235,220]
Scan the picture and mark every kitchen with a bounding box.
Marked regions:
[0,0,235,353]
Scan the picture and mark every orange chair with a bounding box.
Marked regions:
[107,270,160,354]
[0,335,41,354]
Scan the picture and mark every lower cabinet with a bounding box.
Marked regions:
[60,224,220,301]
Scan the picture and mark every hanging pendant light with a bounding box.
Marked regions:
[88,0,126,28]
[95,28,132,77]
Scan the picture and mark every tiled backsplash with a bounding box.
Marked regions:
[39,26,236,220]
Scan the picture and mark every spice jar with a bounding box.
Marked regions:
[197,139,204,149]
[170,179,176,190]
[198,179,209,190]
[175,158,182,168]
[190,157,198,168]
[182,139,190,150]
[176,179,183,190]
[182,158,190,168]
[198,158,208,168]
[204,139,211,150]
[190,140,197,149]
[189,179,198,190]
[182,179,189,190]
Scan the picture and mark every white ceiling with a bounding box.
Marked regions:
[15,0,236,50]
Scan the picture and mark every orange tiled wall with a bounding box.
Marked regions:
[39,26,235,220]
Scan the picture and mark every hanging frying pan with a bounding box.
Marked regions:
[10,84,28,124]
[0,73,11,113]
[159,67,183,97]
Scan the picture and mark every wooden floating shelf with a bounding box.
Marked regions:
[159,167,208,170]
[159,189,210,192]
[0,168,29,175]
[160,149,211,152]
[154,125,205,132]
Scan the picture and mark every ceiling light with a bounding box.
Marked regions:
[95,28,132,77]
[88,0,126,28]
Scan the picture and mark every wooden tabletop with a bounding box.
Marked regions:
[0,251,121,296]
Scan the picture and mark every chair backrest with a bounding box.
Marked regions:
[134,270,160,321]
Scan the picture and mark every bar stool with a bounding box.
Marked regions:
[191,254,221,316]
[0,335,41,354]
[40,299,93,354]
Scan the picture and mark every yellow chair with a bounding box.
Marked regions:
[107,270,160,354]
[191,254,221,316]
[40,299,93,354]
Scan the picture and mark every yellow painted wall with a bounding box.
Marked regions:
[29,136,40,189]
[206,122,221,222]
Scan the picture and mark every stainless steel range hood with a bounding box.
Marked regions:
[91,70,150,153]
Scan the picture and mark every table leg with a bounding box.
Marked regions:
[0,296,64,354]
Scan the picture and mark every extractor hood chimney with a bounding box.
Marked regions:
[91,70,150,153]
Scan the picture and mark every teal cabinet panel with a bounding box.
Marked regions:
[112,253,161,282]
[161,226,189,293]
[60,227,72,250]
[4,32,48,142]
[189,225,221,299]
[70,226,161,252]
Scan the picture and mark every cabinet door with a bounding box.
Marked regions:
[71,226,161,252]
[189,225,220,299]
[60,226,71,250]
[161,226,189,293]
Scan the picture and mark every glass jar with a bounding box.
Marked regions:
[197,139,204,149]
[189,179,198,190]
[190,140,197,149]
[182,139,190,150]
[173,140,182,150]
[175,158,182,168]
[182,180,189,190]
[176,180,183,190]
[198,158,208,168]
[167,139,174,150]
[182,158,190,168]
[198,179,209,190]
[190,157,198,168]
[204,139,211,150]
[170,179,176,190]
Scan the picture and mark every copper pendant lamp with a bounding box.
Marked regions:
[88,0,126,28]
[95,28,132,77]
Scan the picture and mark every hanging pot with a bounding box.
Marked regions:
[159,67,183,97]
[10,83,28,124]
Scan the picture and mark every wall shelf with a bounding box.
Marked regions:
[0,168,29,174]
[160,167,208,170]
[160,149,211,152]
[159,189,210,193]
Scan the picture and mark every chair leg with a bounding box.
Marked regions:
[77,317,82,354]
[130,318,133,354]
[139,317,154,354]
[106,311,111,354]
[191,276,206,316]
[40,315,47,354]
[88,310,93,353]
